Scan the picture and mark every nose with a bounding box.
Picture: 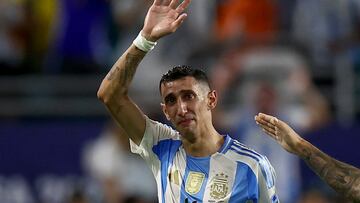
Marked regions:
[177,100,187,116]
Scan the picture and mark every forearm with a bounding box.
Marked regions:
[98,44,146,103]
[97,44,147,145]
[298,140,360,202]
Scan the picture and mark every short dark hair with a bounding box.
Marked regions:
[159,65,211,93]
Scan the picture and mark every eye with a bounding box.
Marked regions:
[165,96,176,105]
[183,92,195,101]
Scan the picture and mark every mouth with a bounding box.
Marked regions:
[177,119,194,127]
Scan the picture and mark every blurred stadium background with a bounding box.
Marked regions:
[0,0,360,202]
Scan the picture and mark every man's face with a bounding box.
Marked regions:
[160,76,216,136]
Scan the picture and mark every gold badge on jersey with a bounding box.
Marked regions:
[169,168,180,186]
[185,171,205,195]
[210,173,229,200]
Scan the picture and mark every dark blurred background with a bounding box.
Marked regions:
[0,0,360,202]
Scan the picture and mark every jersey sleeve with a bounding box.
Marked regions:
[258,156,280,203]
[129,116,179,161]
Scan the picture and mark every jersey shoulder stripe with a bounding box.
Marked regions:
[229,140,275,188]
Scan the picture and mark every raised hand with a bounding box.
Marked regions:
[255,113,360,202]
[254,113,303,155]
[142,0,191,41]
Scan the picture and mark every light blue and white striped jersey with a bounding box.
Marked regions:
[130,117,279,203]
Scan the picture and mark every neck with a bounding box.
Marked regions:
[182,125,224,157]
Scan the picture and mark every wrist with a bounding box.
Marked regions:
[133,31,158,52]
[295,138,309,157]
[140,30,158,42]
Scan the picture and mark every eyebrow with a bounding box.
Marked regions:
[163,89,196,102]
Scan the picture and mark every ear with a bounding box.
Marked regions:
[161,103,170,120]
[207,90,218,110]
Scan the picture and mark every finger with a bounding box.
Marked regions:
[262,125,281,141]
[258,112,275,123]
[255,115,276,130]
[264,129,278,140]
[255,118,274,132]
[258,113,281,127]
[258,122,276,135]
[171,13,187,31]
[255,116,274,127]
[176,0,191,13]
[255,115,267,124]
[270,117,279,125]
[255,118,279,139]
[256,121,277,139]
[153,0,161,6]
[162,0,171,6]
[258,112,274,120]
[259,124,277,139]
[169,0,179,9]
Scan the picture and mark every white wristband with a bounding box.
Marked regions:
[133,32,157,52]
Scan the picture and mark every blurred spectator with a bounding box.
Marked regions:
[161,0,216,62]
[291,0,360,123]
[210,46,330,203]
[108,0,149,57]
[0,0,27,74]
[25,0,59,73]
[215,0,279,43]
[229,82,303,203]
[46,0,111,74]
[292,0,360,73]
[276,0,298,33]
[212,46,330,130]
[83,121,157,203]
[0,175,34,203]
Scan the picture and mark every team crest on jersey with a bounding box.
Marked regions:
[169,168,180,186]
[185,171,205,195]
[210,173,229,200]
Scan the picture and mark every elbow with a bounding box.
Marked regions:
[97,85,127,105]
[97,87,108,103]
[97,86,113,104]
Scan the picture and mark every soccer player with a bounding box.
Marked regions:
[97,0,279,202]
[255,113,360,202]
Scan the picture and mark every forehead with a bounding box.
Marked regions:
[160,76,204,97]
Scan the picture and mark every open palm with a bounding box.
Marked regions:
[142,0,191,41]
[255,113,302,154]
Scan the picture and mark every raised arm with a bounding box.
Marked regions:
[97,0,191,145]
[255,113,360,202]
